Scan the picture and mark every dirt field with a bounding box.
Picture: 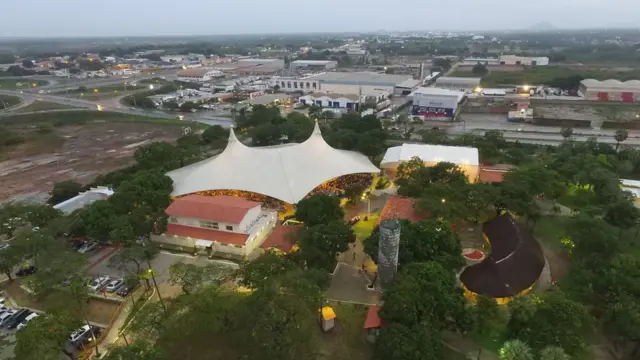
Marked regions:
[0,121,183,201]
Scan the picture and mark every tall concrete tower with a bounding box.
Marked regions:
[418,62,425,82]
[377,219,401,292]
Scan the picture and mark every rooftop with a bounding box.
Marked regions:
[243,93,290,105]
[165,195,261,224]
[306,71,413,85]
[435,77,482,85]
[260,225,299,252]
[363,305,385,329]
[580,79,640,89]
[53,187,114,214]
[377,196,428,224]
[305,92,361,101]
[177,68,216,77]
[459,214,545,298]
[291,60,337,65]
[478,168,508,183]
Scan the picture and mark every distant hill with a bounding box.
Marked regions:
[527,22,558,32]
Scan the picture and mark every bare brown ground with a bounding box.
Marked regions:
[0,122,183,201]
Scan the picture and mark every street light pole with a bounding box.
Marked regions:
[146,260,166,311]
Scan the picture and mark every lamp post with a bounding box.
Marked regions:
[362,193,371,216]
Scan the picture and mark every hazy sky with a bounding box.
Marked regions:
[1,0,636,37]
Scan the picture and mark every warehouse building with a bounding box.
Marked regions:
[435,77,481,93]
[462,57,500,66]
[272,71,415,96]
[578,79,640,102]
[499,55,549,66]
[177,68,224,82]
[411,87,466,119]
[299,92,361,111]
[237,58,285,70]
[290,60,337,71]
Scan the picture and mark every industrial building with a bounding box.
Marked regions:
[499,55,549,66]
[410,87,466,119]
[177,68,224,82]
[578,79,640,102]
[434,77,482,93]
[462,57,500,66]
[236,58,285,70]
[298,93,362,111]
[275,71,416,96]
[290,60,337,71]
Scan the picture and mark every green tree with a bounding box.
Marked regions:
[47,180,83,205]
[380,261,470,332]
[296,220,355,271]
[295,194,344,227]
[604,199,640,240]
[472,62,488,76]
[0,244,23,281]
[374,323,443,360]
[499,339,533,360]
[78,200,118,242]
[14,310,82,360]
[101,340,164,360]
[602,296,640,356]
[364,219,465,271]
[134,142,183,171]
[539,346,570,360]
[615,129,629,151]
[201,125,229,148]
[0,203,62,238]
[506,291,591,355]
[237,251,298,290]
[109,170,173,215]
[168,262,230,294]
[344,183,367,204]
[472,295,506,338]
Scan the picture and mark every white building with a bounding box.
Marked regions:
[237,58,285,70]
[177,68,224,82]
[578,79,640,102]
[462,57,500,66]
[499,55,549,66]
[435,77,482,93]
[380,143,480,183]
[53,187,114,214]
[299,92,362,111]
[156,195,277,258]
[411,87,465,119]
[290,60,338,71]
[276,72,415,96]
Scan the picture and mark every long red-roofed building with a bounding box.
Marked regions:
[153,195,277,259]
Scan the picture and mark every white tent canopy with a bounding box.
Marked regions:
[167,123,380,204]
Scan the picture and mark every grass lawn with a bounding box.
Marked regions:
[12,100,78,113]
[480,66,640,87]
[353,213,380,240]
[0,110,207,128]
[0,78,48,89]
[1,279,119,325]
[0,94,21,109]
[319,302,373,360]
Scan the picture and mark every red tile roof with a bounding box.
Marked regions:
[166,224,249,246]
[363,305,386,329]
[378,196,428,224]
[478,169,506,183]
[166,195,260,224]
[260,225,299,252]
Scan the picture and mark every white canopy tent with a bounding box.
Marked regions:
[380,143,480,182]
[167,123,380,204]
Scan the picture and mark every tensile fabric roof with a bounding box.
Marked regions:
[167,122,380,204]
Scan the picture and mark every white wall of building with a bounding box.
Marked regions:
[413,93,461,110]
[499,55,549,66]
[299,94,361,109]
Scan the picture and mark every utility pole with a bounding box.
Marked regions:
[147,260,166,311]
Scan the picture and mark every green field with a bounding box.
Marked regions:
[11,100,78,113]
[60,84,145,100]
[0,110,206,128]
[0,78,48,89]
[477,66,640,87]
[0,94,21,109]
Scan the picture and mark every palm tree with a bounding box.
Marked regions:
[499,340,533,360]
[614,129,629,151]
[539,346,570,360]
[560,127,573,141]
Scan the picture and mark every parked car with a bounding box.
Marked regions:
[348,216,361,227]
[105,279,124,292]
[16,312,39,330]
[0,310,16,327]
[69,324,91,343]
[89,275,111,292]
[15,265,37,277]
[6,309,32,329]
[0,243,10,250]
[116,282,139,298]
[74,327,102,349]
[78,241,98,254]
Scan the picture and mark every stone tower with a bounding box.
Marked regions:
[377,219,401,292]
